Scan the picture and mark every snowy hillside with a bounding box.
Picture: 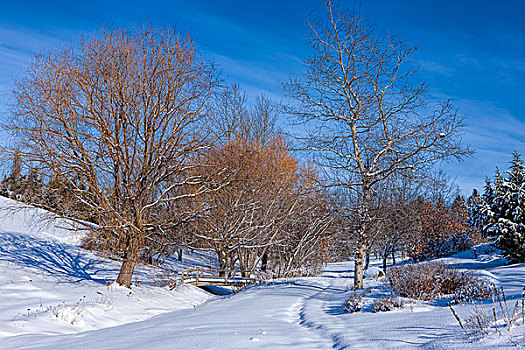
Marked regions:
[0,196,213,339]
[0,196,524,349]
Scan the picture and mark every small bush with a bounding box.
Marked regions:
[342,290,370,313]
[371,297,404,313]
[342,293,363,313]
[387,261,493,301]
[452,275,495,303]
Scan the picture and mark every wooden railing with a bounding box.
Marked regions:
[180,267,270,286]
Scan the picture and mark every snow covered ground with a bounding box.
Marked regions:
[0,196,213,340]
[0,195,524,349]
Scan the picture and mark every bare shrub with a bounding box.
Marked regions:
[342,290,370,313]
[452,274,495,304]
[371,297,404,313]
[152,268,180,289]
[387,261,493,301]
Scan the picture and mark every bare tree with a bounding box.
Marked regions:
[374,176,421,271]
[285,1,472,288]
[191,87,332,278]
[270,163,334,277]
[190,133,297,276]
[5,26,219,287]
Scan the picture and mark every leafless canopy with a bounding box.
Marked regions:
[285,1,472,288]
[6,26,219,286]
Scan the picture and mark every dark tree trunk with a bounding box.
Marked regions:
[218,259,226,277]
[364,247,371,270]
[391,248,396,265]
[382,245,389,272]
[261,253,268,272]
[177,248,183,262]
[116,251,137,288]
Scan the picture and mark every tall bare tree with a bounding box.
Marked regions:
[285,1,472,288]
[6,26,219,287]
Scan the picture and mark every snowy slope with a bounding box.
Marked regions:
[0,196,213,340]
[0,196,83,244]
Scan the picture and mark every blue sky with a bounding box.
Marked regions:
[1,0,524,195]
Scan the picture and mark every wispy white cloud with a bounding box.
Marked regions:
[419,60,455,76]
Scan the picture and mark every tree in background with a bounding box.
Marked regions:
[285,0,471,288]
[269,162,334,276]
[374,176,421,271]
[466,188,486,237]
[189,84,334,277]
[191,134,298,275]
[5,26,219,287]
[412,195,473,260]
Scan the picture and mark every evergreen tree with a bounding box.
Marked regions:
[483,153,525,262]
[467,189,484,234]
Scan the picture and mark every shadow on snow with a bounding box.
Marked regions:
[0,231,110,284]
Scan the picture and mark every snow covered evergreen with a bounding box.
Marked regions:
[471,152,525,262]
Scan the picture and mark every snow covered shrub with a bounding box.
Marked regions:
[49,303,84,325]
[452,274,495,303]
[343,293,363,313]
[371,297,404,313]
[387,262,493,301]
[342,290,370,313]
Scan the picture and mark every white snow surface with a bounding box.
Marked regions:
[0,196,212,342]
[0,196,524,349]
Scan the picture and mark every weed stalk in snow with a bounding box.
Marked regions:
[449,305,467,336]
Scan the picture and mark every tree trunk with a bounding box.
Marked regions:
[383,245,389,272]
[177,249,183,262]
[391,248,396,265]
[217,249,228,277]
[261,253,268,272]
[354,185,372,289]
[218,258,227,277]
[354,240,366,289]
[364,247,371,270]
[116,252,137,288]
